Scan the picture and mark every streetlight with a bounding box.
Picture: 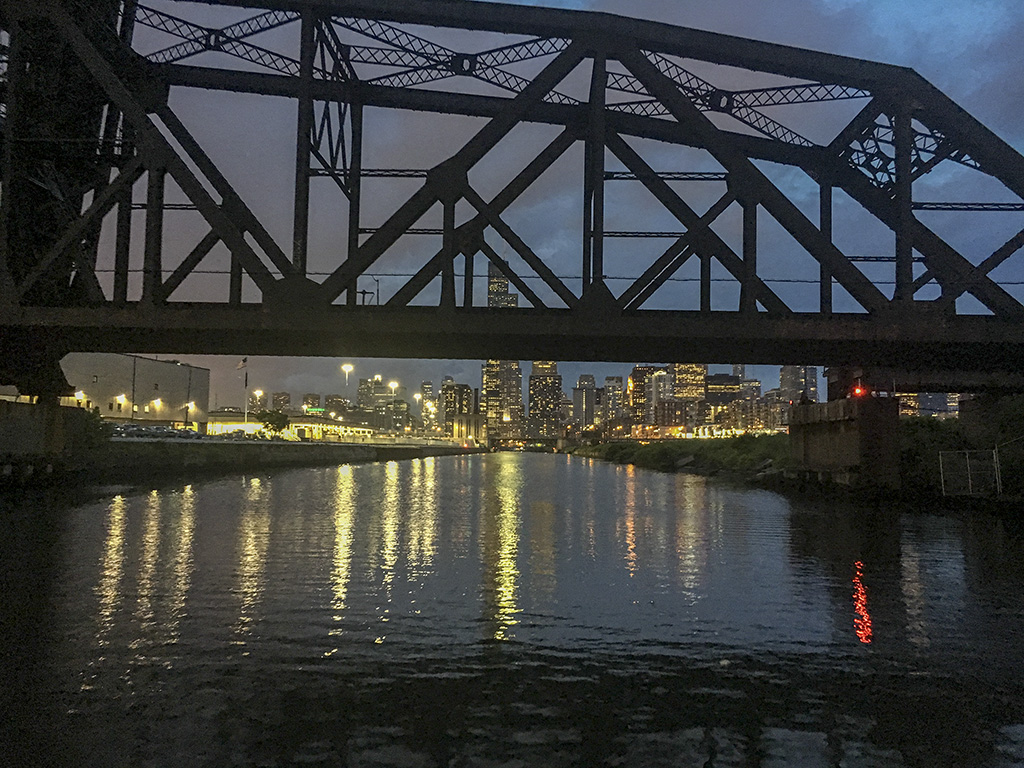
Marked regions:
[388,381,398,397]
[341,363,353,387]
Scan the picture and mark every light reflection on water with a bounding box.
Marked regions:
[6,453,1024,767]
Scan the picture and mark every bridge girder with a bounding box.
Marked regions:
[2,0,1024,394]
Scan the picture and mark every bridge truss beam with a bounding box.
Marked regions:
[2,0,1024,394]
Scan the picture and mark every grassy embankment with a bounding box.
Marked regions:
[574,418,1003,497]
[573,432,790,474]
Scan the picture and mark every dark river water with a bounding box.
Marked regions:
[3,453,1024,767]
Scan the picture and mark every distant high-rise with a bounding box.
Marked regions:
[482,359,524,440]
[440,377,474,436]
[628,364,662,423]
[420,381,436,431]
[732,364,747,380]
[302,393,321,409]
[779,366,818,404]
[528,361,562,439]
[324,394,346,413]
[483,264,524,440]
[572,374,599,428]
[644,369,674,423]
[272,391,290,411]
[672,363,706,402]
[603,376,624,423]
[487,262,519,309]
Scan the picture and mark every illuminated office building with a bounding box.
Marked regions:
[603,376,624,422]
[528,361,562,438]
[627,364,662,424]
[671,363,706,403]
[272,391,290,411]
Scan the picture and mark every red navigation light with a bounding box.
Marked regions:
[852,385,867,397]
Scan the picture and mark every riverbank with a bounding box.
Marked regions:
[572,433,790,475]
[1,438,486,490]
[570,427,1024,514]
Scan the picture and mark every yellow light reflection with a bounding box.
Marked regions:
[407,458,439,575]
[331,465,355,632]
[380,461,400,598]
[96,495,127,644]
[168,485,196,640]
[135,490,162,630]
[675,475,707,592]
[623,464,638,577]
[483,457,522,641]
[236,477,271,638]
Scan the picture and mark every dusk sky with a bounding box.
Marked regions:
[131,0,1024,407]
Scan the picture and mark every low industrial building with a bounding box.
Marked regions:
[1,353,210,430]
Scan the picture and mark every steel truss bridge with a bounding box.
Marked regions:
[2,0,1024,394]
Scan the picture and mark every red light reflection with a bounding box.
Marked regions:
[852,560,873,644]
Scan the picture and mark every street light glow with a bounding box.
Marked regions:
[388,381,398,395]
[74,391,85,400]
[187,402,196,411]
[116,394,127,404]
[341,363,353,386]
[254,389,263,398]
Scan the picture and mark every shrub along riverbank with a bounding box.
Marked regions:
[573,432,791,475]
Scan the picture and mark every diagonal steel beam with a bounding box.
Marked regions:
[463,183,578,308]
[319,42,585,301]
[618,191,734,310]
[619,47,888,314]
[146,8,297,64]
[156,106,294,276]
[625,245,695,312]
[157,229,221,301]
[479,239,546,308]
[16,155,144,301]
[833,163,1024,317]
[605,131,789,313]
[46,6,281,297]
[386,128,576,307]
[911,226,1024,299]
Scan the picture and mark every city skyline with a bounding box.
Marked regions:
[187,354,821,412]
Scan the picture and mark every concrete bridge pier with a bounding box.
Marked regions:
[788,397,901,489]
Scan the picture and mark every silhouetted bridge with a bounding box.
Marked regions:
[2,0,1023,394]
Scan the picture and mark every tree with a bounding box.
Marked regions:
[257,409,289,435]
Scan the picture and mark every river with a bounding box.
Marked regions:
[2,453,1023,766]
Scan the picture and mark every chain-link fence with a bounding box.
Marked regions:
[939,450,1001,497]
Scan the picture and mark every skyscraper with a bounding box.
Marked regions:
[441,377,475,436]
[572,374,599,428]
[482,263,524,440]
[272,391,290,411]
[628,364,662,424]
[603,376,624,423]
[779,366,819,404]
[644,369,674,423]
[528,361,562,439]
[672,363,707,402]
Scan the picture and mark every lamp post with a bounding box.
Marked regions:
[414,392,422,434]
[342,363,353,388]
